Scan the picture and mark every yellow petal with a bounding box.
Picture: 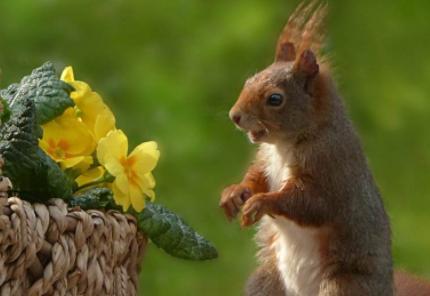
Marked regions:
[94,109,116,141]
[69,81,92,104]
[60,156,93,170]
[104,158,123,177]
[115,173,129,194]
[129,184,145,212]
[76,91,104,124]
[60,66,75,82]
[60,156,88,169]
[38,139,62,162]
[144,172,156,188]
[112,181,131,211]
[97,129,128,176]
[136,172,156,192]
[73,156,94,172]
[75,166,105,187]
[61,107,78,119]
[129,141,160,177]
[143,189,155,202]
[137,173,156,202]
[60,66,116,142]
[42,113,95,157]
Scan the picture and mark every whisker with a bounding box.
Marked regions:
[256,120,269,135]
[260,119,281,130]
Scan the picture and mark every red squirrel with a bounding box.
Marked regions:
[220,2,430,295]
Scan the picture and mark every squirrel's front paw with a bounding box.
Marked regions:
[241,194,274,227]
[220,184,252,221]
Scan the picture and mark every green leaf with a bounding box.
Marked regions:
[0,62,74,124]
[69,188,218,261]
[70,187,120,209]
[0,94,75,201]
[137,201,218,261]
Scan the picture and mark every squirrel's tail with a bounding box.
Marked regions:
[276,0,328,60]
[394,270,430,296]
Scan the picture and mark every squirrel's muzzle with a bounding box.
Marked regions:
[231,114,241,125]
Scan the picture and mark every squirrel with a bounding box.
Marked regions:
[220,1,430,295]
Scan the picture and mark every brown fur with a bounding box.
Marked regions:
[220,1,430,295]
[394,271,430,296]
[246,259,286,296]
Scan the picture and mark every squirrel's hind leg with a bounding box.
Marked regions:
[245,263,286,296]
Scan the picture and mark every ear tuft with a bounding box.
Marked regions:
[296,49,319,77]
[275,42,296,62]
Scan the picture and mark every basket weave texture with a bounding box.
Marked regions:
[0,196,146,296]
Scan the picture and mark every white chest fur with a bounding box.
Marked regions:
[259,144,322,296]
[260,144,292,192]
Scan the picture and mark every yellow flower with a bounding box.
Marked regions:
[61,66,116,141]
[39,110,95,170]
[75,166,105,187]
[97,129,159,212]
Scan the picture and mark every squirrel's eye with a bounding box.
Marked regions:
[266,93,284,107]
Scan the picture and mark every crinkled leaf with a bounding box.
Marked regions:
[70,187,119,209]
[0,62,74,124]
[137,201,218,261]
[70,188,218,261]
[0,95,74,201]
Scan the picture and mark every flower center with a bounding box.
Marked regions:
[47,139,70,159]
[120,156,139,186]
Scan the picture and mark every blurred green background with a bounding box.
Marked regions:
[1,0,429,295]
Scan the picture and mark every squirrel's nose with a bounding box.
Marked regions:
[232,114,241,125]
[229,109,243,126]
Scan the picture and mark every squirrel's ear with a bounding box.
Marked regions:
[275,42,296,62]
[294,49,319,78]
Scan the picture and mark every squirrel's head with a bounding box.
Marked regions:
[229,1,328,144]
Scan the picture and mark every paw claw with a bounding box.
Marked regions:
[220,184,253,221]
[241,195,267,227]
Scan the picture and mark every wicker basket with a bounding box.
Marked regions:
[0,194,146,296]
